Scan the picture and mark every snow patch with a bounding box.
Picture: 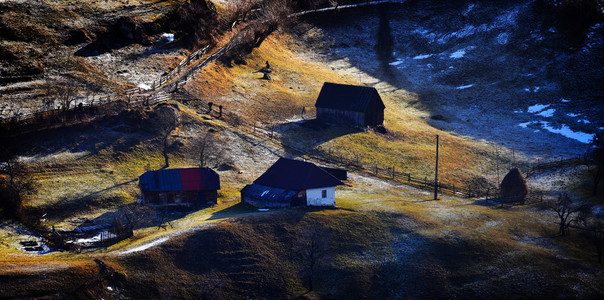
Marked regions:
[527,104,549,113]
[137,83,151,91]
[578,119,591,124]
[518,121,537,128]
[456,84,474,90]
[539,121,594,144]
[449,49,466,59]
[161,33,174,42]
[537,108,555,117]
[561,98,571,103]
[567,113,580,117]
[389,60,404,66]
[120,237,169,254]
[413,54,432,60]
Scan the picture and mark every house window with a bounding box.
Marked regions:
[322,190,327,198]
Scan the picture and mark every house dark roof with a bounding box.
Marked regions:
[253,158,344,190]
[315,82,385,112]
[139,168,220,192]
[240,184,298,202]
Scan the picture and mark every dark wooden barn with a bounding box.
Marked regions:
[241,158,344,208]
[139,168,220,207]
[315,82,386,128]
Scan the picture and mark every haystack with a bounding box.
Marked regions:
[500,168,528,203]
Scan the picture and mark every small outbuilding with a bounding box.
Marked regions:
[315,82,386,128]
[500,167,529,203]
[241,158,344,208]
[139,168,220,207]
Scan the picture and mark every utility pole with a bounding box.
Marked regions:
[434,135,439,200]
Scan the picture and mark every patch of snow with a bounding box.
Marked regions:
[258,208,270,212]
[578,119,591,124]
[456,84,474,90]
[513,110,523,113]
[137,83,151,91]
[539,121,595,144]
[107,286,114,291]
[389,60,404,66]
[413,54,432,60]
[561,98,571,103]
[527,104,549,113]
[119,237,169,254]
[261,190,269,197]
[518,121,537,128]
[449,49,466,59]
[537,108,555,117]
[524,86,540,93]
[161,33,174,42]
[567,113,580,117]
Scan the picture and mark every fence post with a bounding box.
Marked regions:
[467,186,471,198]
[486,188,490,200]
[424,176,427,189]
[375,165,378,175]
[356,154,359,167]
[408,173,411,182]
[392,166,395,179]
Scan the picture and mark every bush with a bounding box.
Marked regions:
[163,0,220,48]
[556,0,604,36]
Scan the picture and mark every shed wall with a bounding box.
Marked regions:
[317,108,365,127]
[306,187,336,207]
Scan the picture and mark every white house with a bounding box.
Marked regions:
[240,158,344,208]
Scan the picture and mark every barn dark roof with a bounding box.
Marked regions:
[240,184,298,202]
[139,168,220,192]
[315,82,385,112]
[254,158,344,190]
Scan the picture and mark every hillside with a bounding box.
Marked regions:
[1,0,604,299]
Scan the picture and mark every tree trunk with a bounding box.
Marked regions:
[593,166,601,196]
[163,134,170,168]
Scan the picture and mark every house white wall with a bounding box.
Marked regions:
[306,187,336,207]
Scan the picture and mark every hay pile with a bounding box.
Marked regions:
[500,167,528,203]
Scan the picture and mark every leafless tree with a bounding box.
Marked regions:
[154,105,181,168]
[0,157,35,219]
[223,0,261,29]
[54,79,79,112]
[577,211,604,263]
[197,129,227,168]
[296,224,330,292]
[114,203,156,237]
[587,130,603,196]
[548,193,587,236]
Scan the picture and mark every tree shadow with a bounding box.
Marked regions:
[275,119,360,159]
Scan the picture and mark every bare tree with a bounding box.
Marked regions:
[548,193,586,236]
[153,105,181,168]
[577,211,604,263]
[53,79,79,112]
[587,130,603,196]
[114,203,156,237]
[197,129,226,168]
[0,157,35,219]
[296,224,330,292]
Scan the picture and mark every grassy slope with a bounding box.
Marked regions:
[1,3,603,299]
